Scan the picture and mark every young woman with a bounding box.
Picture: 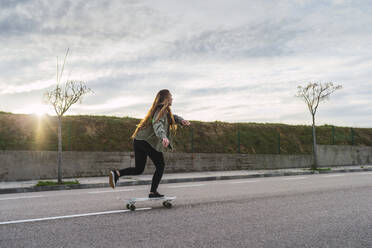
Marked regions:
[109,89,190,198]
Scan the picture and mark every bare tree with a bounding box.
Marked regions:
[296,82,342,169]
[44,49,92,183]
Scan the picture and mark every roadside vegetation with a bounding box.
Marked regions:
[35,180,80,186]
[0,112,371,154]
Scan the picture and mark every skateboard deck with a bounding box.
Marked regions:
[126,196,176,211]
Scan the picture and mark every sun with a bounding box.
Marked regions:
[33,105,54,117]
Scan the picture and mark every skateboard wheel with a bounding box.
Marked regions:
[129,204,136,211]
[126,203,136,211]
[163,201,172,209]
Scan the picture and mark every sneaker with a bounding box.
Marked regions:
[109,170,119,189]
[149,192,164,198]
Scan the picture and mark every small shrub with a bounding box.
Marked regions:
[35,180,80,186]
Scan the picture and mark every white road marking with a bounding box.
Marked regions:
[281,177,307,181]
[0,195,44,201]
[166,184,205,188]
[88,189,135,194]
[322,174,345,178]
[0,208,152,225]
[227,180,261,184]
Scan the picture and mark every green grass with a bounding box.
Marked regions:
[1,112,372,154]
[35,180,80,187]
[307,167,332,172]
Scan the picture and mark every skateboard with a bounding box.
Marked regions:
[126,196,176,211]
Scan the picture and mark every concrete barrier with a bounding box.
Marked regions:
[0,145,370,181]
[317,145,372,166]
[0,150,312,181]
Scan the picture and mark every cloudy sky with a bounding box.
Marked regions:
[0,0,371,127]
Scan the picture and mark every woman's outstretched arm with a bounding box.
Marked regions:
[174,114,190,126]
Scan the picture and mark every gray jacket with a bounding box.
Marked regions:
[134,109,184,153]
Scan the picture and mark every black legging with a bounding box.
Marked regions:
[118,139,165,193]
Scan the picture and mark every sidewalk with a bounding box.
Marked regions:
[1,165,372,194]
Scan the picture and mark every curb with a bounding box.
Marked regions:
[1,167,372,194]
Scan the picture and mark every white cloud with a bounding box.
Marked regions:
[0,0,371,127]
[75,96,149,111]
[0,79,54,94]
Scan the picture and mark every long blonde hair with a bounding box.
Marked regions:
[131,89,177,139]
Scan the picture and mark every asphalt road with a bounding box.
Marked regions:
[1,172,372,247]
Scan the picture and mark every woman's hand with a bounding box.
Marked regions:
[162,137,170,147]
[181,120,190,126]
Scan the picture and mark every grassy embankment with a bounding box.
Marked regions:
[1,111,371,154]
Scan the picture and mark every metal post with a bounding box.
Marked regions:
[190,127,194,153]
[237,128,240,154]
[0,132,3,149]
[332,126,335,145]
[351,128,354,145]
[278,132,281,154]
[67,120,70,151]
